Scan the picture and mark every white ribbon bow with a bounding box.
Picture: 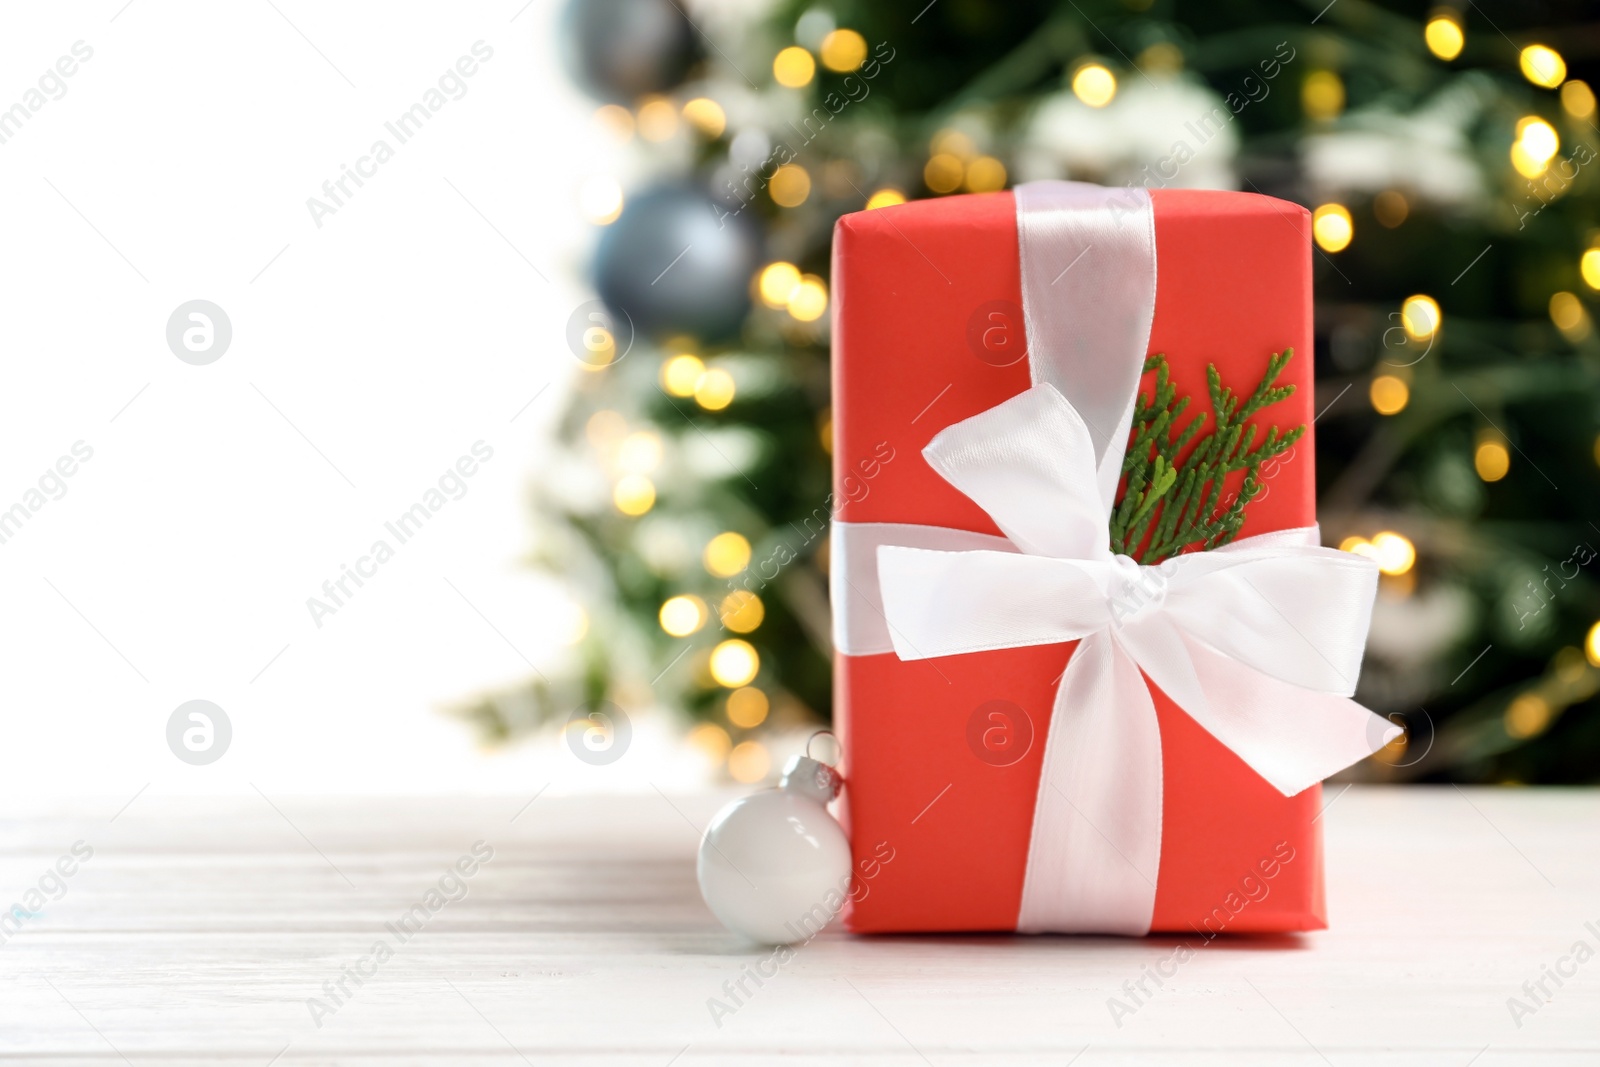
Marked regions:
[875,382,1398,935]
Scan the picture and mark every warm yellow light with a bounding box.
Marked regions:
[689,722,731,762]
[617,430,662,474]
[1374,190,1409,228]
[1402,294,1441,340]
[661,354,705,397]
[659,595,708,637]
[1424,16,1464,61]
[727,740,771,782]
[820,28,867,72]
[758,262,802,308]
[1562,80,1596,119]
[1520,45,1566,89]
[693,367,736,411]
[964,156,1007,193]
[1475,436,1510,482]
[703,532,752,577]
[586,409,627,447]
[1312,203,1353,252]
[1505,693,1552,739]
[818,410,833,454]
[1138,41,1183,74]
[787,275,829,322]
[1549,291,1588,336]
[1517,117,1560,163]
[1370,375,1410,415]
[1550,291,1584,327]
[576,325,616,370]
[637,96,679,142]
[1072,63,1117,107]
[930,128,975,159]
[1582,249,1600,291]
[924,153,964,194]
[726,686,769,729]
[558,600,588,645]
[1302,70,1345,120]
[1511,142,1547,179]
[769,164,811,208]
[1370,531,1417,576]
[773,46,815,88]
[1586,621,1600,667]
[866,188,906,210]
[579,176,624,225]
[613,474,656,515]
[719,590,765,633]
[1339,535,1373,555]
[710,639,760,687]
[681,97,727,138]
[594,103,634,140]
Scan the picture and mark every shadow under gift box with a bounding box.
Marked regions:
[830,188,1326,934]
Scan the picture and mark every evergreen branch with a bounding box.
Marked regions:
[1111,349,1306,564]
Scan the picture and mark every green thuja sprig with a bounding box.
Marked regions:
[1108,348,1305,564]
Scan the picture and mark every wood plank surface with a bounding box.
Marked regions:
[0,787,1596,1065]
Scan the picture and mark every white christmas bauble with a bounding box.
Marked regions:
[697,756,852,945]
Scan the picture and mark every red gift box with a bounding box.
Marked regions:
[830,187,1331,934]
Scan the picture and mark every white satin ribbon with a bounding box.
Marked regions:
[832,180,1398,935]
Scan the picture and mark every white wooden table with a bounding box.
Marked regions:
[1,787,1596,1065]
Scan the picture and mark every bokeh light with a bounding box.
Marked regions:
[661,353,705,397]
[1520,44,1566,89]
[681,97,727,138]
[1370,375,1410,415]
[1312,203,1353,252]
[964,156,1007,193]
[613,474,656,516]
[1072,63,1117,107]
[1424,15,1464,61]
[728,740,771,782]
[758,261,803,308]
[693,367,736,410]
[820,28,867,72]
[726,686,770,728]
[703,532,752,577]
[788,275,829,321]
[866,188,906,209]
[924,153,964,193]
[659,595,708,637]
[1474,434,1510,482]
[1402,294,1441,340]
[1370,531,1417,576]
[719,590,765,633]
[773,46,815,88]
[710,639,760,687]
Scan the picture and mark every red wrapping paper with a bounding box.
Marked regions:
[831,188,1326,934]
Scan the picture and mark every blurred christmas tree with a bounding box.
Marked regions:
[455,0,1600,785]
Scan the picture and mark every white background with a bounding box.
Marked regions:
[0,0,693,798]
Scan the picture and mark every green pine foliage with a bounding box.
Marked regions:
[1112,350,1305,562]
